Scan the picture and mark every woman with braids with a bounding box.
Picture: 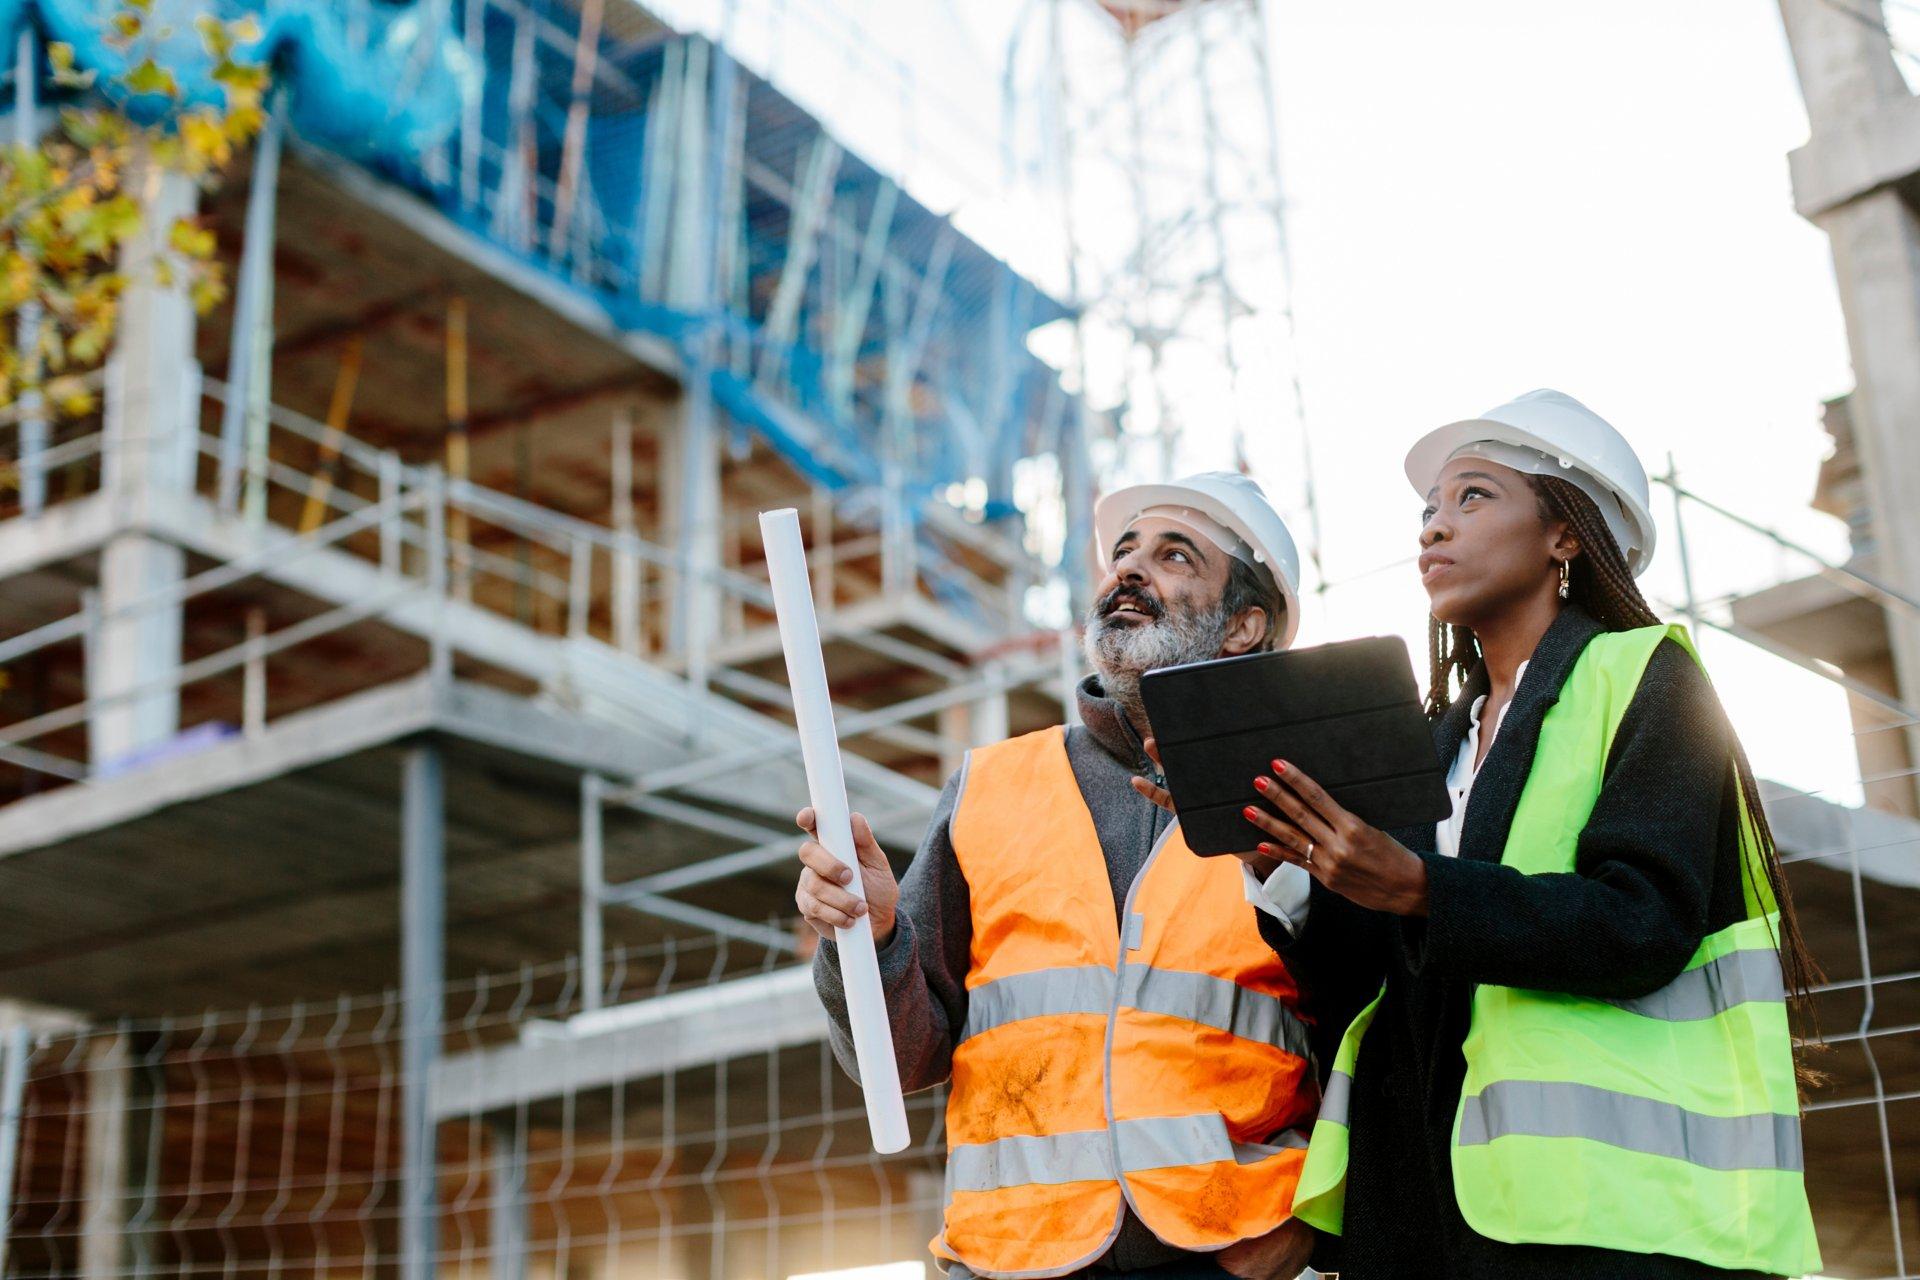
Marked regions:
[1142,391,1823,1278]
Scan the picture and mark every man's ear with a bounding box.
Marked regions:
[1220,606,1268,657]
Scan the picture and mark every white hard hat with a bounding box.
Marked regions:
[1403,389,1657,576]
[1092,471,1303,647]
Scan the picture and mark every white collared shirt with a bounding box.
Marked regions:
[1242,661,1529,933]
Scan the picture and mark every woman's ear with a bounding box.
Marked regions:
[1221,606,1268,657]
[1551,525,1582,564]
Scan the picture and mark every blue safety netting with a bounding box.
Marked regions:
[2,0,1078,535]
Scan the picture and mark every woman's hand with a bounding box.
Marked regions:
[1244,760,1431,916]
[1131,737,1283,881]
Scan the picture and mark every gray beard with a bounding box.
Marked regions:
[1083,596,1235,726]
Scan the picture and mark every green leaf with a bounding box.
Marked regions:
[122,58,178,100]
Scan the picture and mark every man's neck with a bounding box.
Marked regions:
[1076,674,1151,767]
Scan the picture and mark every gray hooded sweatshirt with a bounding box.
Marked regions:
[812,675,1199,1271]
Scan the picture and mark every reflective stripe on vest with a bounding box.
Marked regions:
[1457,1080,1804,1172]
[960,964,1313,1062]
[1600,946,1784,1022]
[948,1115,1309,1193]
[1291,625,1822,1278]
[935,726,1314,1279]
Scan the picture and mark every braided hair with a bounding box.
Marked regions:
[1426,473,1823,1045]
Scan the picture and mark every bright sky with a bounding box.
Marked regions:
[1260,0,1863,804]
[673,0,1877,805]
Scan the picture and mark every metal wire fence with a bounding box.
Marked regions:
[0,933,949,1280]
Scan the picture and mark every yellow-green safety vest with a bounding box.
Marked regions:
[1290,624,1821,1277]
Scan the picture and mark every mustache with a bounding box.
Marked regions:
[1094,584,1165,620]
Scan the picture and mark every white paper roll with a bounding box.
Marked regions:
[758,507,911,1155]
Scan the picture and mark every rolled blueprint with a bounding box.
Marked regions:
[758,507,910,1154]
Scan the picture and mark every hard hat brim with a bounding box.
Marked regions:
[1404,417,1658,576]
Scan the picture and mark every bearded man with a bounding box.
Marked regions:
[797,473,1320,1280]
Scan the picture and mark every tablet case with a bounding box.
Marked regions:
[1139,635,1452,856]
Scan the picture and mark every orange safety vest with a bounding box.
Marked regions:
[934,726,1316,1278]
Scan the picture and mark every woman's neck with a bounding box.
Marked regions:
[1474,591,1563,709]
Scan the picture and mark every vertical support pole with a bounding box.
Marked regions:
[495,15,536,253]
[663,39,732,702]
[1665,456,1702,633]
[579,773,605,1013]
[611,411,640,655]
[242,606,267,737]
[13,27,46,517]
[445,297,472,603]
[549,0,606,262]
[91,155,197,767]
[81,1035,130,1280]
[297,336,364,534]
[1046,0,1098,624]
[425,469,451,684]
[1251,0,1323,596]
[567,536,591,639]
[811,489,835,616]
[460,0,484,214]
[487,1118,528,1280]
[1190,14,1249,477]
[218,89,286,513]
[722,517,744,638]
[1057,627,1080,726]
[0,1023,31,1280]
[400,743,445,1280]
[380,453,402,578]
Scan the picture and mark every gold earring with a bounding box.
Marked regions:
[1557,558,1572,600]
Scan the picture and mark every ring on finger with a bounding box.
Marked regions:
[1304,839,1315,866]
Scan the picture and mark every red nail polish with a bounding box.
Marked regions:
[1254,777,1270,792]
[1273,759,1288,774]
[1243,806,1260,821]
[1258,843,1276,856]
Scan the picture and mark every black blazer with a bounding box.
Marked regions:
[1270,605,1762,1280]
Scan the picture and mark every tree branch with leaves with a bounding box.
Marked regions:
[0,0,268,434]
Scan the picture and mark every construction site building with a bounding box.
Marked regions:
[0,2,1917,1279]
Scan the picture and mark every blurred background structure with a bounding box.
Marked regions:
[0,0,1916,1277]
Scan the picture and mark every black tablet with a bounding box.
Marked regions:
[1138,635,1452,856]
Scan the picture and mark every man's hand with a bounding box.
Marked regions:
[1216,1218,1315,1279]
[1131,736,1285,882]
[794,808,900,944]
[1247,759,1430,917]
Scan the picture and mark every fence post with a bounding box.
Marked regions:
[0,1022,31,1280]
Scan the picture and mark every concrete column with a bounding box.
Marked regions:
[1815,190,1920,805]
[660,40,730,695]
[1779,0,1920,806]
[401,744,445,1280]
[658,392,722,680]
[90,157,199,767]
[937,664,1011,777]
[1778,0,1907,130]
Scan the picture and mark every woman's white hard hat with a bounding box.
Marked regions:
[1403,389,1657,576]
[1092,471,1302,648]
